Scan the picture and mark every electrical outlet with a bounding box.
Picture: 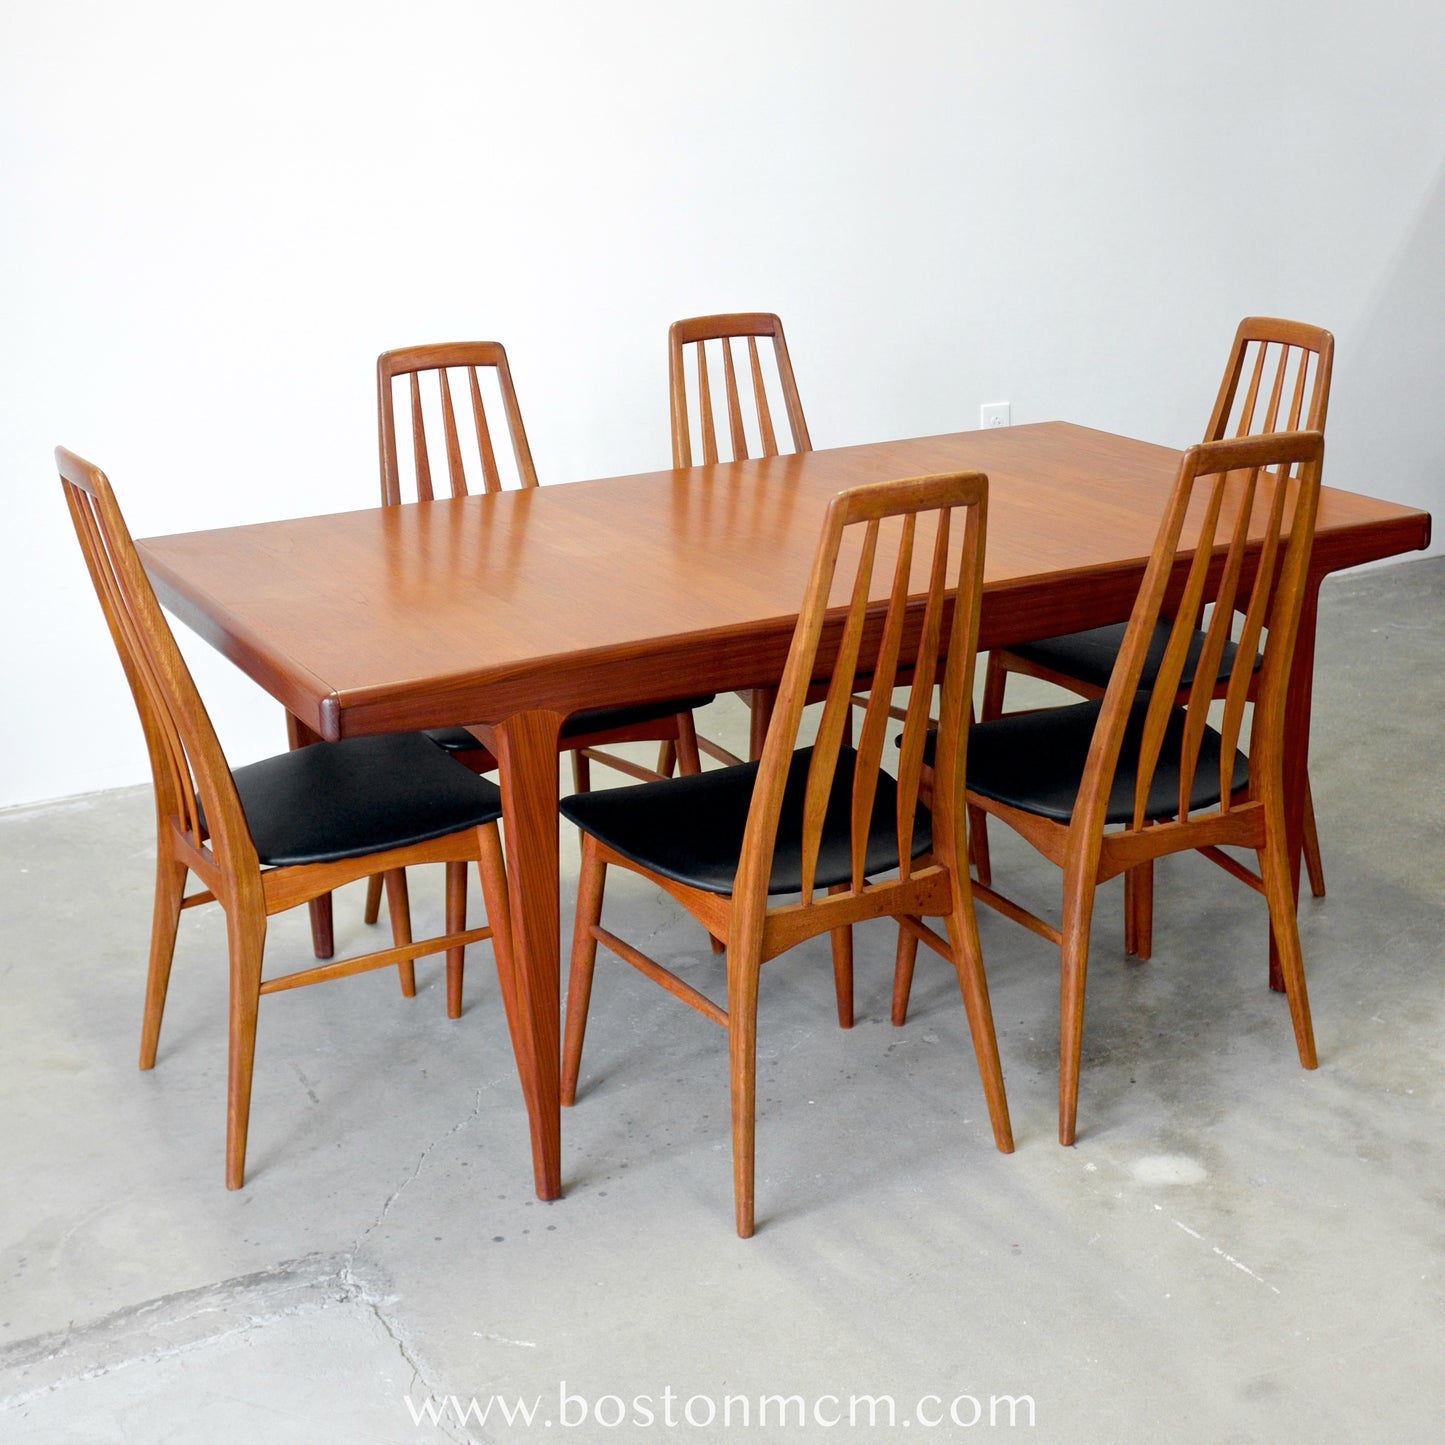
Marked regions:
[980,402,1011,429]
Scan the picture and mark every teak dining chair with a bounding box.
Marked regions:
[58,448,515,1189]
[558,471,1014,1236]
[896,431,1325,1147]
[378,341,712,790]
[669,311,815,763]
[975,319,1334,937]
[361,342,715,1012]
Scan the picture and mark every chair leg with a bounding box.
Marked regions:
[967,801,992,887]
[942,886,1013,1153]
[224,903,266,1190]
[1302,774,1326,898]
[891,923,920,1026]
[829,884,853,1029]
[307,894,334,958]
[474,824,520,1048]
[571,748,591,794]
[726,928,764,1238]
[656,739,678,778]
[383,870,416,997]
[140,854,188,1069]
[363,874,384,925]
[1124,861,1154,960]
[674,710,703,776]
[444,860,467,1019]
[974,671,1007,885]
[1258,824,1319,1070]
[1058,869,1099,1147]
[561,836,608,1107]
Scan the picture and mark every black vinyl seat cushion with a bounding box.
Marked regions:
[221,732,504,868]
[560,746,932,896]
[423,695,717,754]
[1007,620,1259,693]
[929,698,1250,826]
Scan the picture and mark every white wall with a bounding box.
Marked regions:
[3,1,1441,809]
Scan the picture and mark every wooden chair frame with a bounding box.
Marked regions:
[340,344,710,1005]
[976,318,1335,930]
[668,312,812,470]
[900,431,1325,1146]
[561,472,1013,1235]
[59,448,515,1188]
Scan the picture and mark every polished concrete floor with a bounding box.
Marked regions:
[1,556,1441,1444]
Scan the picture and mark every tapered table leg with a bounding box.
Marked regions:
[487,710,566,1200]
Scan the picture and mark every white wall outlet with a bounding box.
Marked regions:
[980,402,1011,428]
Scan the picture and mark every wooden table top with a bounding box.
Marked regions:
[139,423,1431,741]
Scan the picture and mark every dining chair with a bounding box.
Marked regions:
[358,342,716,1010]
[58,447,515,1189]
[895,431,1325,1147]
[558,470,1014,1236]
[975,318,1334,938]
[378,341,712,789]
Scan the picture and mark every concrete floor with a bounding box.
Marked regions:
[1,556,1441,1444]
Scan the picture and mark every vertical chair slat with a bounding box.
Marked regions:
[798,521,879,903]
[722,338,748,460]
[1175,466,1260,819]
[697,344,718,465]
[1130,478,1228,830]
[748,337,778,458]
[848,514,916,888]
[1216,469,1290,798]
[1284,348,1310,432]
[409,373,433,502]
[1234,341,1269,437]
[892,510,952,880]
[468,366,503,493]
[1260,344,1289,433]
[438,369,467,498]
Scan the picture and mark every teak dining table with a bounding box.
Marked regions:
[137,422,1431,1198]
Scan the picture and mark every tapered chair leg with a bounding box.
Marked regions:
[140,854,188,1069]
[891,923,920,1026]
[571,749,591,794]
[442,861,468,1019]
[363,873,384,926]
[829,884,854,1029]
[383,869,417,997]
[1057,874,1099,1147]
[726,931,765,1238]
[561,837,609,1107]
[1124,861,1154,959]
[473,824,519,1045]
[1258,825,1319,1069]
[224,906,267,1190]
[1302,777,1326,899]
[674,711,703,776]
[942,888,1013,1153]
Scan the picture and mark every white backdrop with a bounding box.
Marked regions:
[4,1,1442,808]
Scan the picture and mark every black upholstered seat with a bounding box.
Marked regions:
[423,695,717,755]
[927,699,1250,826]
[227,732,503,867]
[561,746,931,896]
[1005,620,1258,693]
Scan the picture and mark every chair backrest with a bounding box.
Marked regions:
[377,342,539,505]
[1080,430,1325,838]
[1205,317,1333,444]
[669,313,812,468]
[57,448,259,884]
[734,472,988,920]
